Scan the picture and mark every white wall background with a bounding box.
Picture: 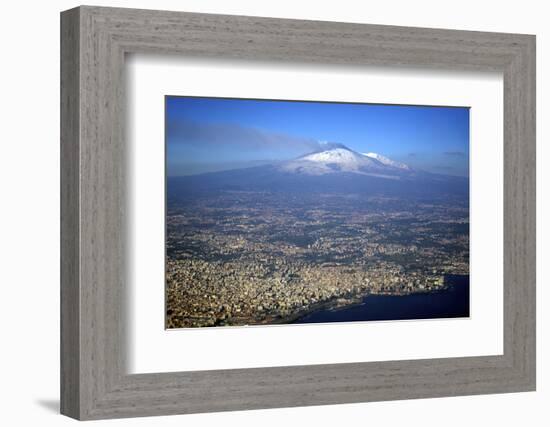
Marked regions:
[0,0,546,425]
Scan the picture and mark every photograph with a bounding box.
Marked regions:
[165,96,470,328]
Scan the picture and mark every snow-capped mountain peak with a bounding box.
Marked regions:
[278,145,409,179]
[301,148,364,165]
[170,143,467,196]
[362,152,411,170]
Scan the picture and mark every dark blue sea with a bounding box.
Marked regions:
[293,274,469,324]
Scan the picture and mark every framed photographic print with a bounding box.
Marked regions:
[61,6,536,420]
[164,96,471,329]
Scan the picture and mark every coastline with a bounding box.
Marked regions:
[267,291,367,325]
[287,274,469,324]
[258,275,467,326]
[173,274,469,328]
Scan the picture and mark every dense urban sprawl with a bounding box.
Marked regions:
[166,192,469,328]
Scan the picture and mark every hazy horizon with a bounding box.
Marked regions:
[166,96,470,177]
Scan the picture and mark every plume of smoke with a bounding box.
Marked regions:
[167,119,331,152]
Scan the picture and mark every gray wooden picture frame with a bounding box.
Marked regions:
[60,5,536,420]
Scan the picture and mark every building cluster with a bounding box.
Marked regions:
[166,259,449,328]
[165,192,470,328]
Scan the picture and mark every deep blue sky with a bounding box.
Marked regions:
[166,96,469,177]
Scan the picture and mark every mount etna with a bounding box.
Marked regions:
[168,144,468,199]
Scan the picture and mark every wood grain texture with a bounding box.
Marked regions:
[60,7,80,419]
[60,5,536,420]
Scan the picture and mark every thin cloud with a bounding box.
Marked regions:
[443,151,465,157]
[167,119,323,152]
